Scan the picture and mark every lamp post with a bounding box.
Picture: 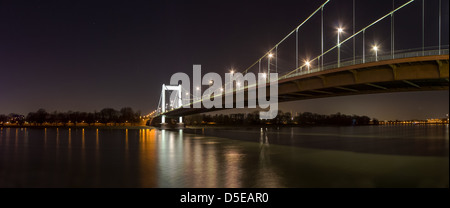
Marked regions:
[305,61,311,73]
[337,28,343,67]
[229,69,234,91]
[373,46,379,61]
[209,80,213,97]
[268,53,273,82]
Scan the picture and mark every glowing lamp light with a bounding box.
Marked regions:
[372,45,379,61]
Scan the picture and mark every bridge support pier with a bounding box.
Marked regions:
[160,123,169,129]
[176,123,185,129]
[160,114,168,129]
[161,115,166,124]
[176,116,184,129]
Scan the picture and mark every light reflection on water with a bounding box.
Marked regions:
[0,126,448,188]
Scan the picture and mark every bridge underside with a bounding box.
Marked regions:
[278,55,449,102]
[278,78,448,102]
[159,55,449,118]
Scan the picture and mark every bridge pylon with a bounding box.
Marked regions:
[159,84,183,127]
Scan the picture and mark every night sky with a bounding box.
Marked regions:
[0,0,448,120]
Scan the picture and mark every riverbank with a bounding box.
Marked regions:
[0,124,152,130]
[2,123,447,129]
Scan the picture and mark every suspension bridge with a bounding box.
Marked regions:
[149,0,449,128]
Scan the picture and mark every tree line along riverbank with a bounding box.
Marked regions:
[0,108,146,127]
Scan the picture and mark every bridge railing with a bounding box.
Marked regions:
[282,48,449,79]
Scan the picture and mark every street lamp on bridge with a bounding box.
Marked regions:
[228,69,235,91]
[268,53,274,82]
[337,28,344,67]
[305,61,311,72]
[372,45,379,61]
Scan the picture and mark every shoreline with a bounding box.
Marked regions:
[1,123,447,129]
[0,124,152,130]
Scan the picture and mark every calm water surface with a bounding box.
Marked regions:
[0,126,448,188]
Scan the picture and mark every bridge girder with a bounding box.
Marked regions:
[157,55,449,118]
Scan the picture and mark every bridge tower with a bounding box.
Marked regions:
[159,84,183,126]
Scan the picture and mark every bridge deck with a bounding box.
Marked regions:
[158,54,449,118]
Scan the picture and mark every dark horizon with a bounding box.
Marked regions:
[1,0,448,120]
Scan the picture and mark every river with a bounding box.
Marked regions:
[0,125,448,188]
